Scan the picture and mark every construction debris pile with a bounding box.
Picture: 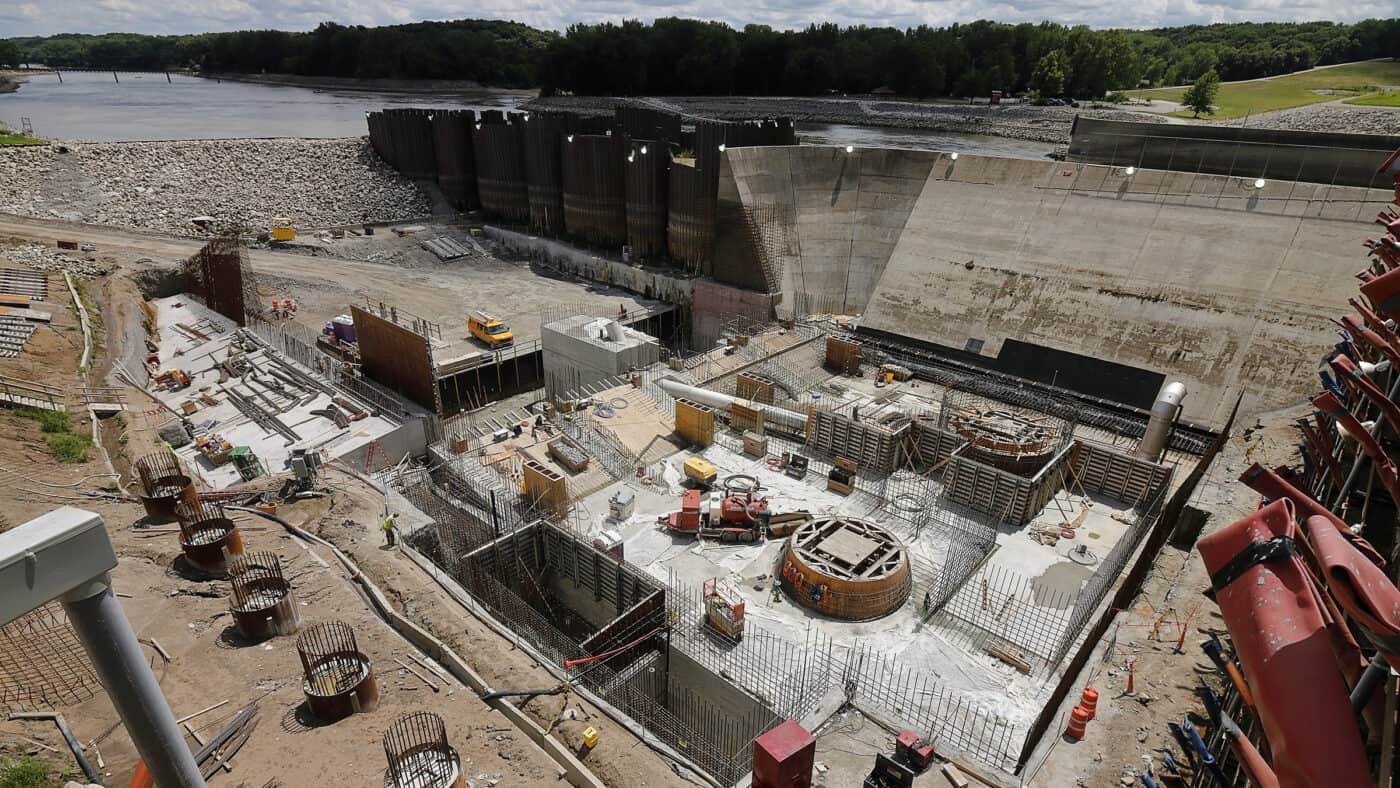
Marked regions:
[1122,173,1400,786]
[0,139,432,235]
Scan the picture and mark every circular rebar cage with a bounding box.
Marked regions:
[228,551,299,640]
[134,452,197,520]
[383,712,463,788]
[297,621,378,719]
[174,499,244,573]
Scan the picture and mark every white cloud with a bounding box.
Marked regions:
[1,0,1382,37]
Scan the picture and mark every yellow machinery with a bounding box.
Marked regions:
[703,578,745,642]
[468,310,513,348]
[271,218,296,242]
[683,456,718,488]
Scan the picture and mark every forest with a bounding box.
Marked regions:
[4,18,1399,99]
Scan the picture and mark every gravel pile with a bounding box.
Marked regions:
[526,95,1166,143]
[1227,104,1400,136]
[0,138,432,235]
[0,243,113,278]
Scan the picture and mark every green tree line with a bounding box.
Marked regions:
[5,18,1399,98]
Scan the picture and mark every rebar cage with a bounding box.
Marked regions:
[135,451,188,496]
[229,552,289,605]
[297,621,370,696]
[383,711,461,788]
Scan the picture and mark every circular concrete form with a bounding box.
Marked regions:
[781,517,911,621]
[946,405,1063,474]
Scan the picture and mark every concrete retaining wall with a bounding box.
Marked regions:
[719,146,1393,424]
[484,226,693,305]
[1069,116,1400,189]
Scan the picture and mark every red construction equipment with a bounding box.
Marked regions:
[659,488,771,543]
[893,730,935,771]
[753,720,815,788]
[1197,499,1372,788]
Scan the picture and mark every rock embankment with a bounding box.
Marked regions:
[0,243,114,278]
[526,95,1165,143]
[1227,103,1400,135]
[0,138,431,235]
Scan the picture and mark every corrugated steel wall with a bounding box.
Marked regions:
[562,135,627,246]
[350,305,440,414]
[366,107,795,275]
[474,115,530,222]
[432,110,479,211]
[524,113,567,233]
[623,139,669,261]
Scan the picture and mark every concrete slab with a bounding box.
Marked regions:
[147,296,399,490]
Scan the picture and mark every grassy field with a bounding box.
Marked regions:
[1345,90,1400,107]
[1128,59,1400,120]
[0,129,43,145]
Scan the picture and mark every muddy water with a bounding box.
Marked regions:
[1,72,525,141]
[4,72,1059,159]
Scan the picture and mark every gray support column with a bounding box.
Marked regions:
[62,576,207,788]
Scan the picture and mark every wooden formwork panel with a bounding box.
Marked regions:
[731,401,764,434]
[675,398,715,447]
[1071,443,1171,506]
[522,459,568,518]
[825,337,862,374]
[735,372,776,404]
[944,456,1037,525]
[809,409,900,473]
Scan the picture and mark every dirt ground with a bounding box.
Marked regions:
[0,243,682,787]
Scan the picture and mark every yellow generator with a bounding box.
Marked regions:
[683,456,718,488]
[271,217,296,242]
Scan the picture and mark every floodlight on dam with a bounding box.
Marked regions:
[950,152,959,160]
[1255,178,1267,189]
[1124,166,1135,175]
[718,144,726,151]
[845,145,854,153]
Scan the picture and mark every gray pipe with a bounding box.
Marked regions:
[62,577,207,788]
[1135,381,1187,462]
[655,377,808,432]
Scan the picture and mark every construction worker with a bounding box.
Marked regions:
[382,512,399,547]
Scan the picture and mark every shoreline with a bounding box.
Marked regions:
[524,95,1166,145]
[198,72,537,96]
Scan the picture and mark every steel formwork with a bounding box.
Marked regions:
[432,110,479,210]
[524,112,567,233]
[562,134,627,246]
[182,233,253,326]
[624,139,669,261]
[474,115,530,222]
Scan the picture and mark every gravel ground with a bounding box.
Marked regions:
[527,95,1166,143]
[0,137,431,235]
[1224,103,1400,134]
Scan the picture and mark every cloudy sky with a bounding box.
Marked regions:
[0,0,1387,38]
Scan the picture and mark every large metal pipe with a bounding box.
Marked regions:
[1135,381,1187,462]
[63,578,208,787]
[655,377,808,432]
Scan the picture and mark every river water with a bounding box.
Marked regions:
[1,71,1057,158]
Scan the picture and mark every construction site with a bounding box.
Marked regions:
[0,103,1398,788]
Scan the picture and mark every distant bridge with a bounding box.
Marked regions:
[14,67,198,82]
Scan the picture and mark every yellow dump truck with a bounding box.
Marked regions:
[468,310,513,348]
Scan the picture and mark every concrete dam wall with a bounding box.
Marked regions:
[716,147,1395,424]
